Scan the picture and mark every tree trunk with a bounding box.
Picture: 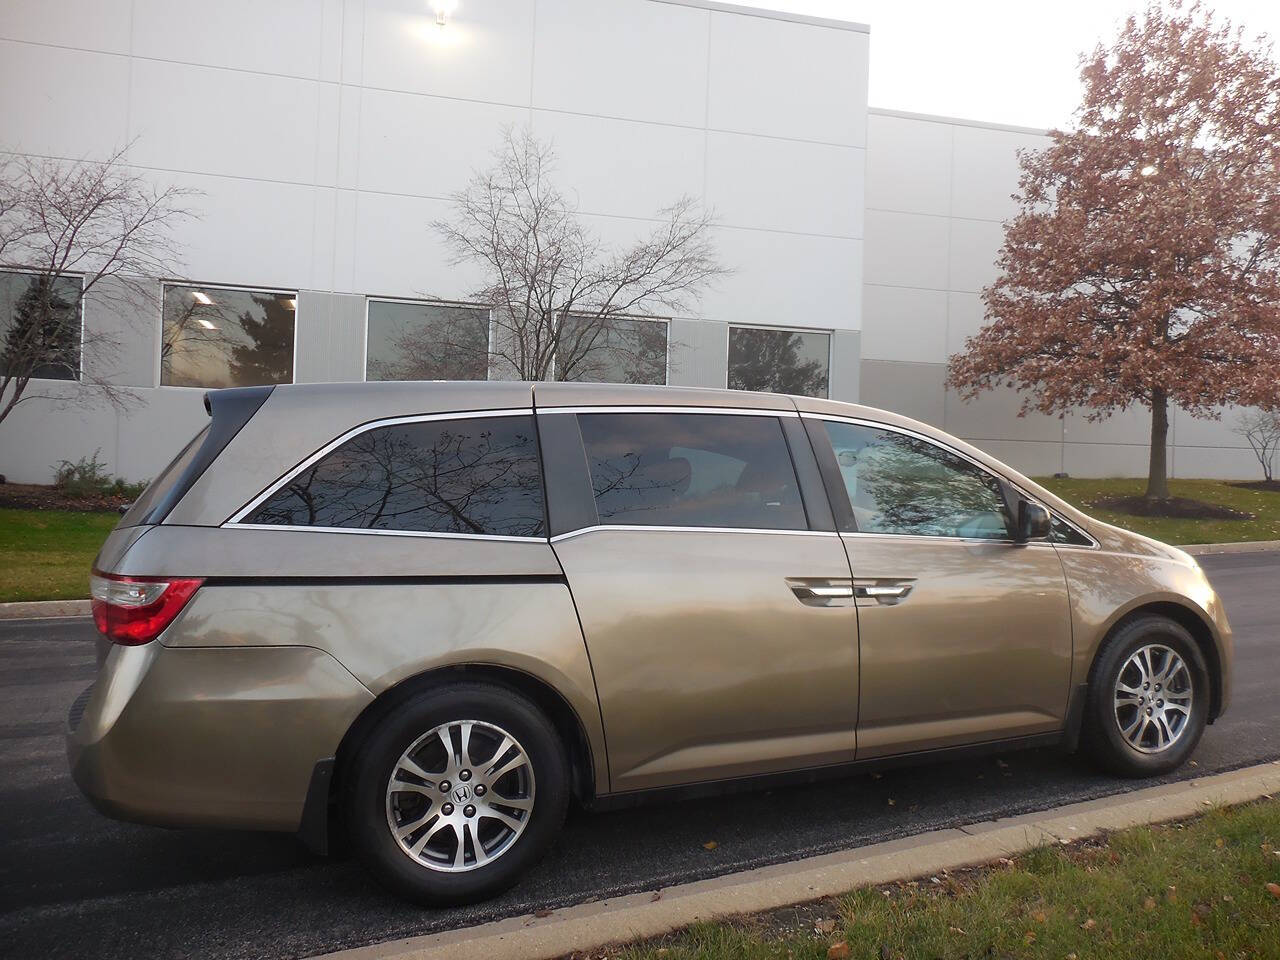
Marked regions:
[1145,388,1170,500]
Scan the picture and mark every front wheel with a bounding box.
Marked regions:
[344,683,570,905]
[1082,616,1209,777]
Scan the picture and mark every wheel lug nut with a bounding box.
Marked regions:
[459,769,472,782]
[439,780,451,793]
[474,784,487,796]
[1146,707,1153,715]
[463,804,476,818]
[441,802,454,815]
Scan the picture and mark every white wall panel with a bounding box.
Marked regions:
[131,0,327,79]
[0,42,130,157]
[947,217,1004,293]
[0,0,131,54]
[531,110,704,221]
[1173,404,1254,447]
[706,132,863,238]
[863,209,948,290]
[707,12,867,146]
[699,227,861,330]
[357,89,525,197]
[166,173,319,290]
[865,113,951,217]
[128,60,321,184]
[532,0,708,127]
[1063,442,1151,478]
[351,192,489,300]
[1064,405,1154,446]
[968,438,1063,478]
[361,0,535,105]
[945,291,987,357]
[946,384,1063,443]
[1172,445,1262,480]
[861,285,946,363]
[950,124,1045,223]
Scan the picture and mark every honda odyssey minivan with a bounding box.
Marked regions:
[68,381,1231,905]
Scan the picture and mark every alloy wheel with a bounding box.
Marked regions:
[1112,643,1194,754]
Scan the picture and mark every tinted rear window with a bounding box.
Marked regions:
[118,425,210,528]
[577,412,806,530]
[244,415,545,537]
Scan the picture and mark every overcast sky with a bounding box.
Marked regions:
[736,0,1280,129]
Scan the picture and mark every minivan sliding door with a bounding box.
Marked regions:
[545,409,859,793]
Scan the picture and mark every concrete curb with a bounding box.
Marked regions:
[316,761,1280,960]
[0,599,91,620]
[1183,539,1280,556]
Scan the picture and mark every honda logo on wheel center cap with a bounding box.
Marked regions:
[454,785,472,803]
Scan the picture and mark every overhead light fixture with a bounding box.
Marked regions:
[431,0,457,26]
[191,290,212,304]
[196,317,219,330]
[1139,164,1158,177]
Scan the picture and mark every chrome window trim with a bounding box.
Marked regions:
[224,407,538,529]
[538,405,799,418]
[551,525,839,543]
[802,412,1100,550]
[231,523,545,543]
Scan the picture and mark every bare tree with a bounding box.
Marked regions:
[1235,410,1280,483]
[0,145,196,425]
[426,127,725,382]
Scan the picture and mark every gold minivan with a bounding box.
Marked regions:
[68,381,1232,905]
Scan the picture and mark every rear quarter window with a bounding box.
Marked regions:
[242,414,545,537]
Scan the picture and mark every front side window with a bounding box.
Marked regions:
[577,412,806,530]
[822,421,1010,539]
[727,326,829,398]
[162,284,295,388]
[0,269,82,381]
[557,315,668,385]
[245,415,544,537]
[366,300,489,381]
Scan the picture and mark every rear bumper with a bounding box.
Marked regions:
[67,640,373,832]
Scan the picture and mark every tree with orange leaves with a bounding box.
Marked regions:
[948,2,1280,501]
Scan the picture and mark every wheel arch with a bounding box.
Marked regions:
[1089,600,1223,722]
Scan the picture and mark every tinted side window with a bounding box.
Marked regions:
[246,415,544,536]
[577,413,806,530]
[1049,515,1093,546]
[822,421,1010,539]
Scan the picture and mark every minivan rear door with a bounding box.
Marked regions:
[540,400,859,794]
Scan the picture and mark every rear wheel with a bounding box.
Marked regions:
[344,683,569,905]
[1082,616,1209,777]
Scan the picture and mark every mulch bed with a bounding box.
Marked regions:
[0,483,130,513]
[1229,479,1280,492]
[1090,495,1253,521]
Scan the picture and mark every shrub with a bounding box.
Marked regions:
[51,450,147,500]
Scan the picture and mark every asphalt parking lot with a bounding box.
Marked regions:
[1,552,1276,960]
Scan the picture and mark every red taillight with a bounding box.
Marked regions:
[89,572,203,645]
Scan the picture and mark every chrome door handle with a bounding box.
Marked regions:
[804,584,855,598]
[853,581,915,605]
[788,579,855,604]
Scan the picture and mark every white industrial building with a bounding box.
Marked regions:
[0,0,1263,483]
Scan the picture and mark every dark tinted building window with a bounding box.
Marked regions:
[577,412,806,530]
[162,284,295,388]
[557,315,668,385]
[0,270,82,381]
[727,326,829,398]
[366,300,489,381]
[246,415,544,537]
[822,421,1010,539]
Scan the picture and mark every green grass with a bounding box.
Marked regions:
[1035,476,1280,545]
[612,799,1280,960]
[0,508,117,602]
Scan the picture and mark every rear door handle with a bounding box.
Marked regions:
[788,579,854,605]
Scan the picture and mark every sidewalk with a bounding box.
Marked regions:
[315,760,1280,960]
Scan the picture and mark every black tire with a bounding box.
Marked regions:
[344,682,570,905]
[1082,616,1209,777]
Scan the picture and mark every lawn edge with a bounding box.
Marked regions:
[313,760,1280,960]
[0,599,91,619]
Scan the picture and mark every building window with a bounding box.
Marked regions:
[244,414,545,537]
[577,412,807,530]
[727,326,829,399]
[0,269,82,381]
[557,315,668,385]
[161,284,295,388]
[366,299,490,381]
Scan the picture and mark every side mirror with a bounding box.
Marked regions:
[1015,500,1051,542]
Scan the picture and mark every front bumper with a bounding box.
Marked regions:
[67,640,373,832]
